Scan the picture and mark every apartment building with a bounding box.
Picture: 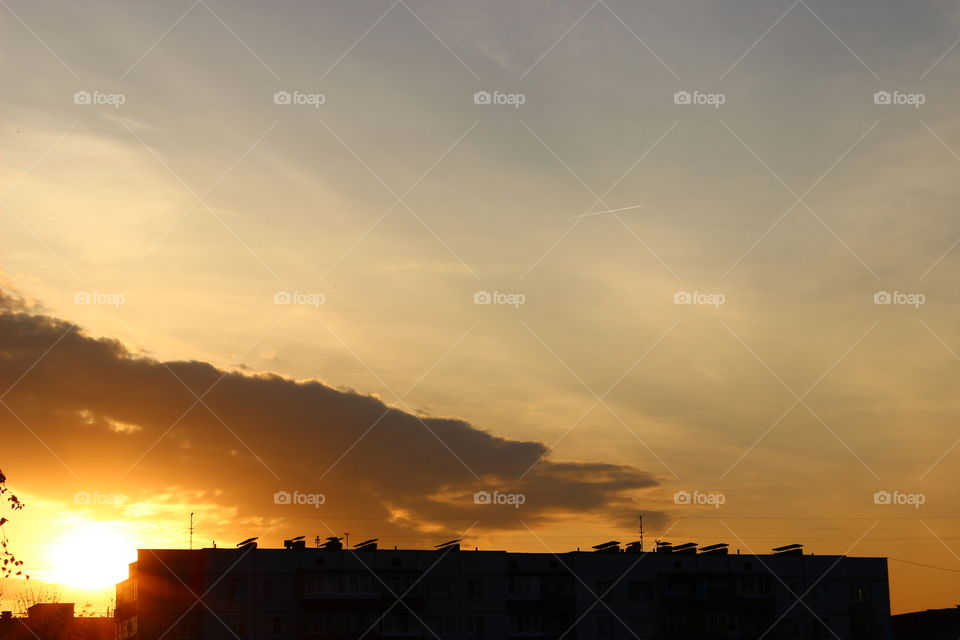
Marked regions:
[115,538,891,639]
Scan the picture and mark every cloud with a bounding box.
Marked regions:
[0,290,660,545]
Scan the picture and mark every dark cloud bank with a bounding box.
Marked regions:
[0,290,660,546]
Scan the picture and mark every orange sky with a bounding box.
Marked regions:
[3,0,960,616]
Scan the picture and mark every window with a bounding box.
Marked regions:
[629,616,654,637]
[543,613,573,633]
[305,612,376,634]
[777,617,799,637]
[267,616,290,638]
[815,618,833,639]
[507,575,538,597]
[162,615,197,640]
[509,612,540,633]
[426,578,451,598]
[597,580,614,602]
[425,616,449,636]
[627,581,653,602]
[708,613,740,634]
[383,611,419,633]
[814,583,828,603]
[466,579,484,599]
[467,616,484,637]
[226,617,247,639]
[227,579,246,599]
[739,574,772,596]
[263,577,291,599]
[542,575,573,595]
[304,572,375,594]
[118,616,138,640]
[383,573,417,595]
[706,575,731,596]
[759,575,773,595]
[597,616,615,637]
[343,573,374,594]
[117,579,137,607]
[783,582,800,599]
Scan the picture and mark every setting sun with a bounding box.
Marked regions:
[47,521,136,590]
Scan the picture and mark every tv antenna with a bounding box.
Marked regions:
[189,513,195,550]
[638,515,644,552]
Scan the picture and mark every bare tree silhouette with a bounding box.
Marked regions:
[0,468,29,581]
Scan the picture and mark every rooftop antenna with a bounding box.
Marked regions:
[315,536,321,548]
[189,513,195,550]
[638,515,644,553]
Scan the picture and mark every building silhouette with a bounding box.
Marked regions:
[892,604,960,639]
[115,537,891,639]
[0,603,112,640]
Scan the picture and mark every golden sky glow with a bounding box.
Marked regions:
[2,0,960,617]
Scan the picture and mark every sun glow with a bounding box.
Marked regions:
[47,521,137,590]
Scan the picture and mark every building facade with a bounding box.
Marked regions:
[115,541,891,640]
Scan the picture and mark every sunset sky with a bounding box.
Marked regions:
[2,0,960,615]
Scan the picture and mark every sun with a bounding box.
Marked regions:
[48,520,137,590]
